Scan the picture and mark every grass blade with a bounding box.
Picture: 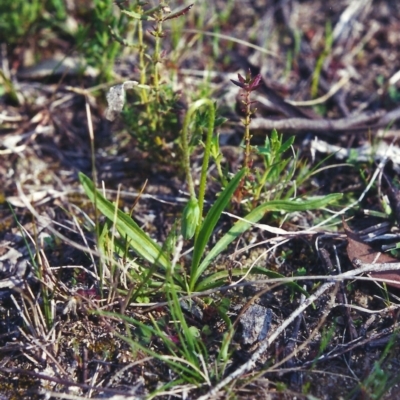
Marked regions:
[194,193,342,291]
[189,169,245,291]
[79,172,171,270]
[195,266,310,294]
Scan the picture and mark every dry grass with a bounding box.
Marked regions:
[2,1,400,399]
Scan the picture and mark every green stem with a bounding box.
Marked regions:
[152,2,166,102]
[181,111,196,200]
[243,91,252,172]
[150,9,164,131]
[197,103,215,234]
[137,11,149,104]
[180,99,216,236]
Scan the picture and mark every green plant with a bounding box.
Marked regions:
[99,282,215,391]
[229,73,301,210]
[231,70,262,199]
[9,204,54,328]
[80,169,341,295]
[74,0,127,82]
[110,2,193,156]
[347,333,400,400]
[81,78,343,295]
[0,0,42,45]
[0,0,69,47]
[311,20,333,101]
[251,129,295,204]
[78,3,346,307]
[180,99,217,239]
[189,193,341,292]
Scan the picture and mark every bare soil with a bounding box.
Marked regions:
[1,1,400,399]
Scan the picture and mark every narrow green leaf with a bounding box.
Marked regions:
[189,169,245,290]
[121,9,155,21]
[195,267,309,295]
[194,193,342,291]
[278,135,295,154]
[167,282,198,364]
[97,311,201,382]
[79,173,171,270]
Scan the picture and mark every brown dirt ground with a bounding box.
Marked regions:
[2,0,400,399]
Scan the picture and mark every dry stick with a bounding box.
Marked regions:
[137,261,400,312]
[265,282,340,374]
[251,106,400,134]
[286,74,351,107]
[197,260,400,400]
[301,322,399,368]
[196,280,337,400]
[374,106,400,128]
[14,182,112,269]
[333,245,358,342]
[250,109,386,133]
[313,154,387,230]
[340,302,400,315]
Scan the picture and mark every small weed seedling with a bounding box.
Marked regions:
[347,333,400,400]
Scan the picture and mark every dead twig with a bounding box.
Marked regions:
[197,257,400,400]
[249,109,390,134]
[197,280,337,400]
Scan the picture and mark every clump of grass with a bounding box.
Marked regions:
[0,0,58,45]
[80,157,341,296]
[75,0,127,82]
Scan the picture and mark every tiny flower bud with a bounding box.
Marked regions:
[181,197,200,239]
